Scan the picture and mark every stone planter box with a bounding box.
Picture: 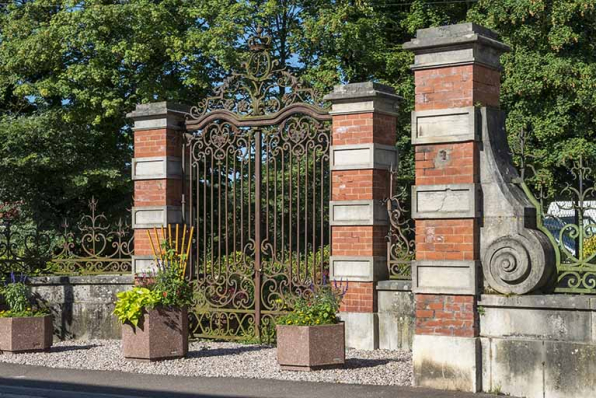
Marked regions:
[276,323,345,371]
[122,306,188,362]
[0,315,53,354]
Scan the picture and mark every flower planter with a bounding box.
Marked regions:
[276,322,345,371]
[0,315,53,354]
[122,306,188,362]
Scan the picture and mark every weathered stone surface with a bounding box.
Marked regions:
[481,336,596,398]
[330,256,387,282]
[29,275,133,340]
[377,283,414,351]
[132,156,182,180]
[403,23,510,70]
[126,102,190,131]
[338,312,378,350]
[323,82,402,116]
[276,323,345,371]
[412,184,480,219]
[0,315,53,353]
[413,334,481,392]
[413,260,479,295]
[411,107,480,145]
[479,107,555,294]
[131,205,182,228]
[331,144,398,171]
[122,306,189,361]
[329,200,388,226]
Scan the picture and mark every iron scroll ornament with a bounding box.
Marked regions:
[188,27,329,122]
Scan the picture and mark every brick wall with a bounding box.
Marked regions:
[332,113,396,146]
[415,219,478,261]
[415,294,477,337]
[415,143,478,185]
[332,226,387,257]
[332,169,391,200]
[339,281,376,313]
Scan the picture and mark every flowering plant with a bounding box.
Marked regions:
[277,280,347,327]
[114,239,192,326]
[0,272,46,318]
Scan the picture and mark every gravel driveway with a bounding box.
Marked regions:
[0,340,413,386]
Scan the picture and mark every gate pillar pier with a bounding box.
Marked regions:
[324,82,401,350]
[127,102,190,273]
[404,23,509,392]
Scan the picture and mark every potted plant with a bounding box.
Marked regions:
[0,272,52,354]
[276,281,347,371]
[114,226,194,361]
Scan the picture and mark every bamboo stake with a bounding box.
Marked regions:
[182,226,194,279]
[154,227,166,270]
[147,230,159,264]
[175,224,179,254]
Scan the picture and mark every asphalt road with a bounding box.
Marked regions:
[0,363,500,398]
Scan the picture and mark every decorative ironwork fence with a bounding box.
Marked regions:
[515,130,596,294]
[384,167,414,280]
[183,28,331,341]
[0,198,133,276]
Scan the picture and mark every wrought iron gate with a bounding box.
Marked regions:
[183,29,331,340]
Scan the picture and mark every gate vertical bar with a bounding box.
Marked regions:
[254,128,262,340]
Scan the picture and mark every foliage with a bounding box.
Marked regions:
[0,272,46,318]
[583,235,596,260]
[276,281,347,326]
[113,287,161,327]
[114,239,192,325]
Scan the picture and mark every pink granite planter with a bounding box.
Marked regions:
[276,322,345,371]
[122,306,188,362]
[0,315,53,354]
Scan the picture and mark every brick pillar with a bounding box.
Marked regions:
[404,23,509,391]
[127,102,190,272]
[323,82,401,350]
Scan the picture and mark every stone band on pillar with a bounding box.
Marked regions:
[404,23,510,392]
[127,102,190,273]
[324,82,401,350]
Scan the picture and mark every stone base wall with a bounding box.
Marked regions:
[29,275,133,341]
[377,280,415,350]
[479,294,596,398]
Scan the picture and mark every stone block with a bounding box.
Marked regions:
[411,107,480,145]
[412,183,480,219]
[413,334,481,392]
[276,323,345,371]
[131,205,182,228]
[133,255,158,274]
[331,144,398,171]
[330,200,388,226]
[330,256,387,282]
[323,82,402,116]
[413,260,479,295]
[403,23,510,70]
[377,287,414,351]
[0,315,53,353]
[132,156,182,180]
[127,102,190,131]
[338,312,378,350]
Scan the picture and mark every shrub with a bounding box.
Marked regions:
[276,281,347,327]
[0,272,46,318]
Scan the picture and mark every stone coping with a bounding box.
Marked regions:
[376,280,412,292]
[126,101,190,119]
[479,294,596,311]
[29,275,134,286]
[323,82,403,103]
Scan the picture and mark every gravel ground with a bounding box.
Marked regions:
[0,340,413,386]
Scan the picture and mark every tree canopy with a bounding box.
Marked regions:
[0,0,594,221]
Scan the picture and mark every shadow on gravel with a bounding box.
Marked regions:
[49,344,99,353]
[0,379,244,398]
[188,344,271,358]
[343,358,394,369]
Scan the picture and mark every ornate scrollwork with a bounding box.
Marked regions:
[0,198,133,275]
[189,27,328,120]
[514,127,596,293]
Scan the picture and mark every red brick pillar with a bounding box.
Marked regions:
[404,23,509,391]
[127,102,189,272]
[324,82,401,350]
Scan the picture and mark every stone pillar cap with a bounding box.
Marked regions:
[403,23,510,70]
[126,101,191,120]
[323,82,403,104]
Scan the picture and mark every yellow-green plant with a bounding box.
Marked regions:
[113,287,161,327]
[583,236,596,260]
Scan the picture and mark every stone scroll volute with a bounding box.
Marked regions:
[479,107,556,294]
